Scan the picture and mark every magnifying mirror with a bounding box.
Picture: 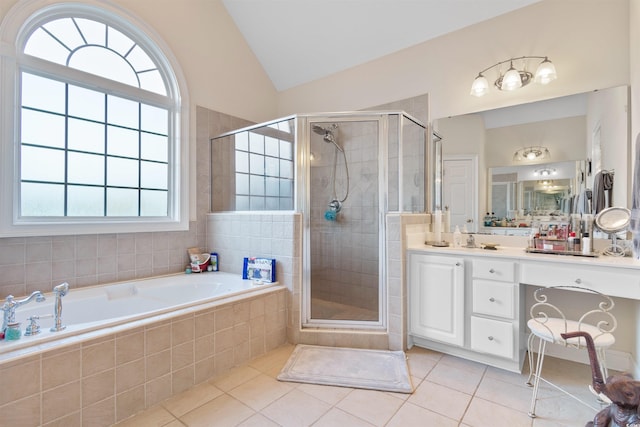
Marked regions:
[594,206,631,256]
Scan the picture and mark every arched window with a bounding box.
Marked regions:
[0,1,189,236]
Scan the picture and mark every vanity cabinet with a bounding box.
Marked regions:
[408,253,465,346]
[408,251,525,372]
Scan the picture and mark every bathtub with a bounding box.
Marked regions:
[0,272,279,359]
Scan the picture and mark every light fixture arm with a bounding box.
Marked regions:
[476,55,549,76]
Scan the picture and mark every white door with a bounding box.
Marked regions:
[443,156,477,232]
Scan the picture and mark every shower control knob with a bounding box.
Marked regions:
[489,268,495,273]
[487,336,494,341]
[575,278,582,284]
[489,297,495,303]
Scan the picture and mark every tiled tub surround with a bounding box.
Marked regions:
[0,281,287,426]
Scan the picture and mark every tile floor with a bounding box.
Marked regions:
[114,344,603,427]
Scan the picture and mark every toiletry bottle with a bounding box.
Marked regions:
[453,226,462,248]
[210,252,219,271]
[582,232,591,255]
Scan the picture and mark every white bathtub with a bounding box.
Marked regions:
[1,272,278,358]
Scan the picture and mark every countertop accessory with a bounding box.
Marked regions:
[428,241,449,247]
[481,243,499,250]
[464,234,477,248]
[595,206,631,257]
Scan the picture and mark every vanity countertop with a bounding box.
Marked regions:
[407,242,640,271]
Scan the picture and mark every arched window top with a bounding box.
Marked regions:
[23,16,167,95]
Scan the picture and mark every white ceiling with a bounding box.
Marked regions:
[222,0,542,91]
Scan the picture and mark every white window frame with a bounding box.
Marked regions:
[0,0,189,237]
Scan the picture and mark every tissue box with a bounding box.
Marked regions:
[242,257,276,283]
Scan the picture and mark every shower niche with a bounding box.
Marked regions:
[211,111,426,329]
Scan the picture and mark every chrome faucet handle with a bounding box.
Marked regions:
[53,282,69,296]
[25,314,53,336]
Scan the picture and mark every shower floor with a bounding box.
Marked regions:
[311,297,378,321]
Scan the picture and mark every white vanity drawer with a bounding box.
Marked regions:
[520,261,640,300]
[472,259,515,282]
[470,316,514,359]
[473,279,515,319]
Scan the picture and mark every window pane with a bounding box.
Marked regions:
[265,197,279,210]
[280,141,293,160]
[70,46,139,87]
[68,85,105,121]
[265,177,279,196]
[280,179,293,197]
[280,159,293,179]
[107,126,139,158]
[250,175,264,196]
[249,153,264,175]
[249,132,264,154]
[265,157,279,177]
[21,182,64,216]
[22,73,65,113]
[280,197,293,210]
[235,132,248,151]
[140,190,167,216]
[21,146,64,182]
[106,188,138,216]
[138,71,166,96]
[127,45,155,71]
[140,161,167,190]
[68,118,105,153]
[68,152,104,185]
[43,18,84,51]
[249,196,265,210]
[22,109,65,148]
[75,18,106,45]
[141,133,167,162]
[107,157,138,187]
[23,28,69,65]
[265,137,279,157]
[107,95,139,129]
[236,151,248,173]
[236,195,249,210]
[140,104,168,134]
[236,173,249,194]
[67,185,104,216]
[107,27,134,56]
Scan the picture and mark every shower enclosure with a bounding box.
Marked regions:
[211,111,426,330]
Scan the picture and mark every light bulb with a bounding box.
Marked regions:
[470,74,489,97]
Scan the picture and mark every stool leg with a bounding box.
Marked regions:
[526,333,535,387]
[528,337,547,418]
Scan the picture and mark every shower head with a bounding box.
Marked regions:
[312,124,343,152]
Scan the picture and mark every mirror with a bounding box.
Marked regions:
[435,85,629,231]
[489,160,582,218]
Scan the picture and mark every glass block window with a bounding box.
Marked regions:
[234,120,295,211]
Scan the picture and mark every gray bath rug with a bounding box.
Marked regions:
[277,344,413,393]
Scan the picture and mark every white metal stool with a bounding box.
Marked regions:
[526,285,617,418]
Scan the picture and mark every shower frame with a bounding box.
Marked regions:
[297,111,426,331]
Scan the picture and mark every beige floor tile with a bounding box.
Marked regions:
[461,397,533,427]
[530,394,598,427]
[162,382,224,417]
[112,404,176,427]
[475,376,535,414]
[261,388,331,426]
[405,348,440,380]
[211,365,261,392]
[426,359,485,394]
[312,407,376,427]
[236,413,280,426]
[438,353,488,375]
[335,388,404,427]
[248,344,295,374]
[180,394,254,427]
[386,401,458,427]
[407,379,472,421]
[295,383,353,405]
[228,373,293,411]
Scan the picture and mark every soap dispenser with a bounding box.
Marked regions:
[453,226,462,248]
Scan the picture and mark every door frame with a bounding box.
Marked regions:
[443,154,478,232]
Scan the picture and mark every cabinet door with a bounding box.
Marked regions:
[409,254,465,346]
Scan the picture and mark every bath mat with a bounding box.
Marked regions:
[277,344,413,393]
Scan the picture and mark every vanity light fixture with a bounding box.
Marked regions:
[513,146,551,162]
[534,167,557,177]
[470,56,557,97]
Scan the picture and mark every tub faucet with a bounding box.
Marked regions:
[51,282,69,332]
[1,291,46,332]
